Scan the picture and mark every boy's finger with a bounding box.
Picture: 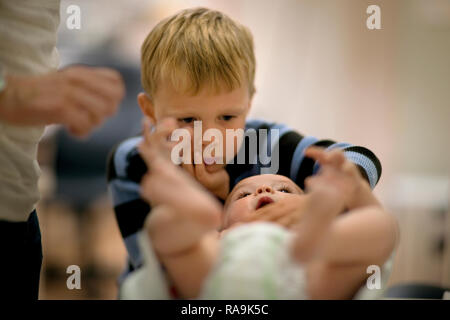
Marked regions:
[194,153,210,184]
[277,214,297,229]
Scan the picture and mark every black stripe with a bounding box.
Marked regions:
[226,127,268,189]
[276,131,304,177]
[106,143,121,182]
[226,122,276,187]
[343,146,382,185]
[115,199,150,238]
[126,149,148,184]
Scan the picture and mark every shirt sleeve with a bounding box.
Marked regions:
[244,119,382,190]
[107,136,150,270]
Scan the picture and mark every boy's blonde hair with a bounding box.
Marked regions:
[141,7,256,98]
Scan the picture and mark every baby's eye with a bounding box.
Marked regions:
[220,115,235,121]
[279,188,291,193]
[237,192,251,200]
[179,117,195,124]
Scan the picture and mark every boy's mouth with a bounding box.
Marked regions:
[255,196,274,210]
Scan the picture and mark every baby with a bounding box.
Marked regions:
[127,122,399,300]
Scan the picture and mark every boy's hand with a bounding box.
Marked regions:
[304,147,380,210]
[241,196,309,230]
[144,119,230,200]
[182,159,230,200]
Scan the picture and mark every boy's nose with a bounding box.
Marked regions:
[256,185,274,195]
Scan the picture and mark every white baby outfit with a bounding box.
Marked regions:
[121,222,393,300]
[121,222,308,299]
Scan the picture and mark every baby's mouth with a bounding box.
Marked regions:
[255,196,274,210]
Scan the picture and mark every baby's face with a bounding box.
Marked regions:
[224,174,305,228]
[142,81,251,174]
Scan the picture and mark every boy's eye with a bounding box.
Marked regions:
[179,117,195,124]
[237,191,251,200]
[220,115,235,121]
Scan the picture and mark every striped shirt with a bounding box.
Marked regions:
[106,119,382,283]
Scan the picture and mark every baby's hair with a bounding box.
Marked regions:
[141,7,256,99]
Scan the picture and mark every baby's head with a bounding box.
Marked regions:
[223,174,305,229]
[138,8,256,173]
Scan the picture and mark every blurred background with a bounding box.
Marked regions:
[36,0,449,299]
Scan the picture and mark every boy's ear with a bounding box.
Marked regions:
[137,92,156,123]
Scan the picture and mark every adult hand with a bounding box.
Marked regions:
[0,65,125,137]
[182,159,230,201]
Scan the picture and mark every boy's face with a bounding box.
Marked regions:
[138,81,252,173]
[224,174,305,228]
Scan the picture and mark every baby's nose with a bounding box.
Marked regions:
[256,185,274,194]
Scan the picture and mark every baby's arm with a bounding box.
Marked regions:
[145,208,220,299]
[300,204,397,300]
[309,204,397,267]
[292,147,398,299]
[139,121,222,298]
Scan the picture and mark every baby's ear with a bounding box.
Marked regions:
[137,92,156,123]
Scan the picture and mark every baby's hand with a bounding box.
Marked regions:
[139,117,179,161]
[304,147,380,210]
